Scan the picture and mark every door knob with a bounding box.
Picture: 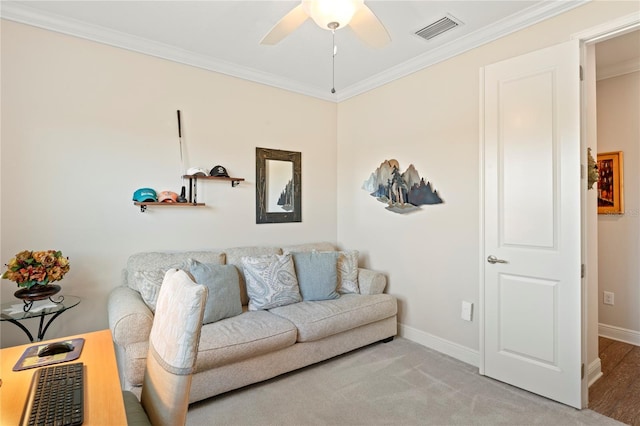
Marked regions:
[487,255,508,264]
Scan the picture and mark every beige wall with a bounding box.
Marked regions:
[2,1,638,359]
[597,70,640,341]
[0,20,337,347]
[337,1,639,361]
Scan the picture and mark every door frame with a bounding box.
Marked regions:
[573,11,640,409]
[478,11,640,408]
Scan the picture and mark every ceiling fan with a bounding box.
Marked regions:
[260,0,391,48]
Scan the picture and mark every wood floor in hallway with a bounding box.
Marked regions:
[589,337,640,426]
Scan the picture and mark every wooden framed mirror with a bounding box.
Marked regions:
[256,147,301,223]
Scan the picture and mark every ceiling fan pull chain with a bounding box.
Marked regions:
[331,28,336,94]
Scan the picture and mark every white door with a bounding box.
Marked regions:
[482,39,582,408]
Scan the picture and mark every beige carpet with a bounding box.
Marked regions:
[187,337,623,426]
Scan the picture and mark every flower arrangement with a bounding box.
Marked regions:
[2,250,70,289]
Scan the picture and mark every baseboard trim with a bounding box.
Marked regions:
[587,357,603,387]
[598,323,640,346]
[399,323,479,367]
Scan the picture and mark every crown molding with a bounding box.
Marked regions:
[1,1,588,103]
[0,1,337,102]
[336,0,590,101]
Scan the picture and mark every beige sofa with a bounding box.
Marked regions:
[107,242,398,403]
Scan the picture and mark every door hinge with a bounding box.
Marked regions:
[581,164,585,179]
[580,65,584,81]
[581,264,585,278]
[581,363,585,379]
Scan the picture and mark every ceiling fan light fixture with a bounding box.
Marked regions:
[303,0,364,30]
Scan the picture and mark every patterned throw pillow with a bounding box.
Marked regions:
[135,269,167,312]
[134,259,193,311]
[186,259,243,325]
[241,253,302,311]
[336,250,360,294]
[299,249,358,294]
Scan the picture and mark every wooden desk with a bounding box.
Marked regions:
[0,329,127,425]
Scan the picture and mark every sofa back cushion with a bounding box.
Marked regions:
[125,244,336,307]
[280,242,336,253]
[126,251,225,292]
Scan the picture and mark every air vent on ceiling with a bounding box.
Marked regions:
[415,15,461,41]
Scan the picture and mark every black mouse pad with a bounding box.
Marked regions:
[12,338,85,371]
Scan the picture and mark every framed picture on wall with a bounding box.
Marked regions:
[597,151,624,215]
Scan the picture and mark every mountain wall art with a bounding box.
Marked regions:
[362,159,443,214]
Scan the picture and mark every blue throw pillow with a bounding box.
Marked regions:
[291,251,340,301]
[186,259,243,324]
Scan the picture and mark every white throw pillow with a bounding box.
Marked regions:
[150,268,206,373]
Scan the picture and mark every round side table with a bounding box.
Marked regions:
[0,296,80,342]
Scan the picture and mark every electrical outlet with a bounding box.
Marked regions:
[461,301,473,321]
[603,291,615,305]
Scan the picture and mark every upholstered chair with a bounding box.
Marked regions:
[123,268,208,426]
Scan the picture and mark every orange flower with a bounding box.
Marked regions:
[48,266,64,281]
[34,250,56,267]
[29,266,47,283]
[57,256,69,269]
[15,250,32,263]
[6,257,20,270]
[2,250,70,288]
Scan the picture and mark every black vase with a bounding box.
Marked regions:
[14,284,61,302]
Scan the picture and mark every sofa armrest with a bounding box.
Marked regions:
[108,286,154,347]
[357,268,387,295]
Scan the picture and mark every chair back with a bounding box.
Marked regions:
[140,269,207,426]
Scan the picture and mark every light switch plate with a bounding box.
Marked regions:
[461,301,473,321]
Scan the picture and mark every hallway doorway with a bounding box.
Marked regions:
[588,25,640,426]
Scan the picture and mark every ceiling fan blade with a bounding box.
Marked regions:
[349,4,391,49]
[260,4,309,45]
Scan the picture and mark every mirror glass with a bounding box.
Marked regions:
[256,148,301,223]
[266,160,294,213]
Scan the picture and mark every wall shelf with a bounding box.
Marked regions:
[134,201,204,213]
[182,174,245,205]
[134,174,244,213]
[182,175,245,187]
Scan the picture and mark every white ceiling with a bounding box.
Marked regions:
[0,1,594,101]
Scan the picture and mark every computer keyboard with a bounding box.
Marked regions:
[21,362,84,426]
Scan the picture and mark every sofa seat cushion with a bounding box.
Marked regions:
[269,294,397,343]
[195,310,297,370]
